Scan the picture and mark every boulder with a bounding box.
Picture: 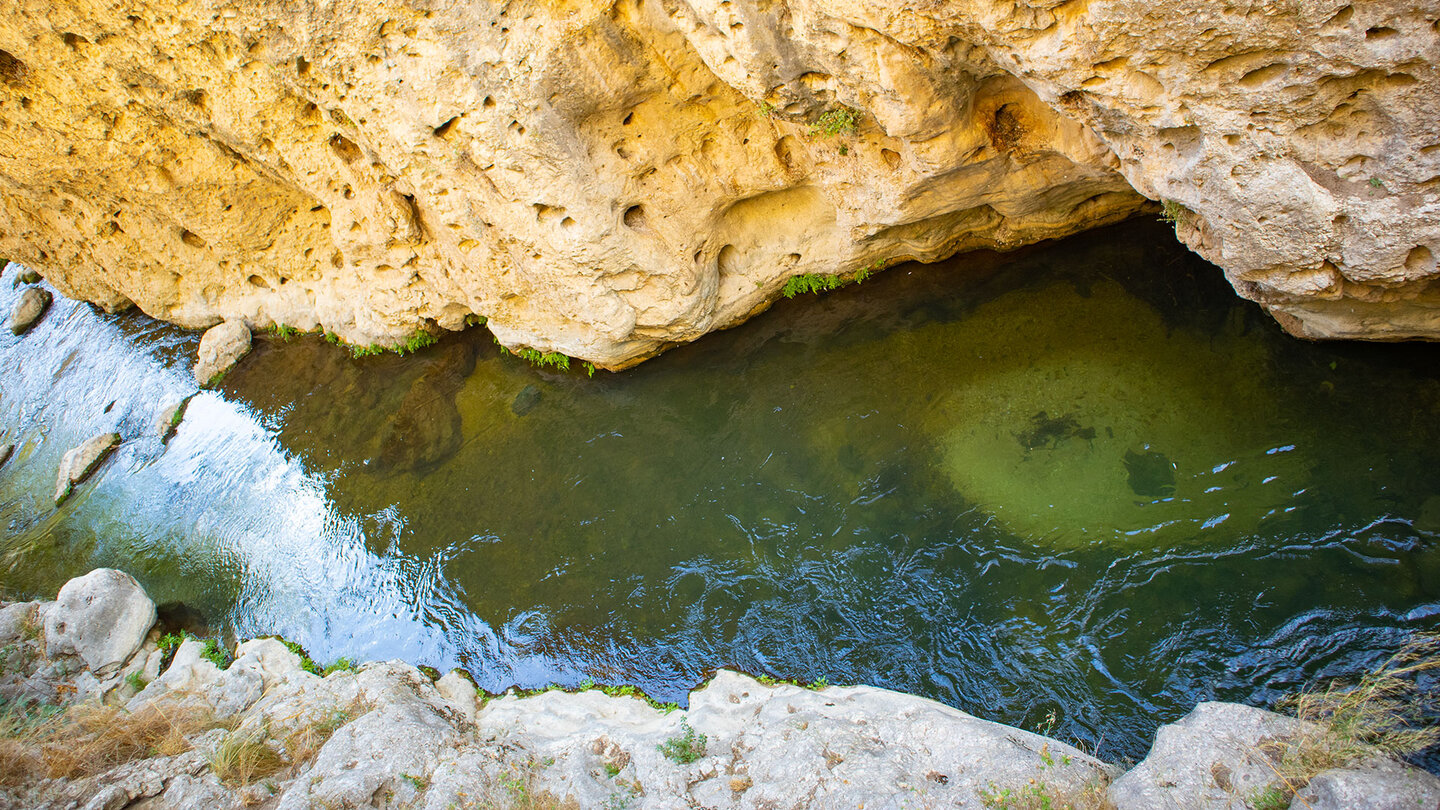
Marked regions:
[43,569,156,677]
[1109,702,1312,809]
[54,432,121,505]
[8,286,51,334]
[1294,759,1440,810]
[193,320,251,388]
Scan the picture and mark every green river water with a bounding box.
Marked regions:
[0,218,1436,765]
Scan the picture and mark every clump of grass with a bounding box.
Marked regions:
[656,721,707,764]
[209,720,284,787]
[1261,634,1440,804]
[282,700,366,766]
[809,106,861,138]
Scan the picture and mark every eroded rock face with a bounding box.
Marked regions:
[0,1,1433,367]
[0,0,1145,369]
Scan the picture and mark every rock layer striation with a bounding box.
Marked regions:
[0,1,1435,366]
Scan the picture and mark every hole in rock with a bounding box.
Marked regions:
[623,205,647,230]
[180,229,206,249]
[433,117,459,138]
[0,50,28,86]
[1365,26,1398,40]
[329,134,362,163]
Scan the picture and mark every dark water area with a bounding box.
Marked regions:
[0,217,1437,767]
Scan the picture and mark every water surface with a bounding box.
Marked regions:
[0,218,1436,765]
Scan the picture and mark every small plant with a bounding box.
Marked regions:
[394,330,438,356]
[755,100,777,119]
[269,324,298,341]
[1248,784,1289,810]
[465,313,487,327]
[200,639,233,670]
[516,348,571,372]
[584,361,597,378]
[123,672,148,692]
[656,721,707,764]
[809,106,861,139]
[1368,177,1385,189]
[1159,199,1187,234]
[322,657,357,676]
[603,760,622,778]
[349,343,384,359]
[274,638,323,676]
[781,264,874,299]
[401,772,427,790]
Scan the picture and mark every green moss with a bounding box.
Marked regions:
[417,665,442,681]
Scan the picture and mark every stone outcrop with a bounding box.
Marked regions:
[7,286,49,334]
[3,0,1431,367]
[192,320,250,387]
[0,570,1436,809]
[52,431,120,505]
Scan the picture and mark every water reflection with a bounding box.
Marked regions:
[0,218,1436,768]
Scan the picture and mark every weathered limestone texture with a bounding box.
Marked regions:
[0,570,1437,809]
[0,2,1435,367]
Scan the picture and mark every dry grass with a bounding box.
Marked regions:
[209,720,285,787]
[282,699,368,766]
[0,700,220,785]
[1263,633,1440,804]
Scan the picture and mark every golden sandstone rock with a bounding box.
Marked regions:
[0,1,1433,368]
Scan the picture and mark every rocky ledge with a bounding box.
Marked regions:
[0,570,1436,809]
[1,1,1437,367]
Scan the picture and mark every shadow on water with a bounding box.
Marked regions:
[0,217,1437,768]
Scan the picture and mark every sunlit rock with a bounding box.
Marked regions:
[54,431,121,505]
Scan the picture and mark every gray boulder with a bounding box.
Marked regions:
[193,320,251,387]
[1109,702,1312,810]
[1295,759,1440,810]
[43,569,156,677]
[9,286,51,334]
[54,432,121,505]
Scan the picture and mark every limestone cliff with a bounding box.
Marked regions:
[0,0,1434,367]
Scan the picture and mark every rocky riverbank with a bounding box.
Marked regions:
[0,570,1436,809]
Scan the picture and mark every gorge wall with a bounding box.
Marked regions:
[0,0,1435,367]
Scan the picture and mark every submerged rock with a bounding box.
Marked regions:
[54,431,121,505]
[42,568,155,677]
[193,320,251,388]
[510,384,541,417]
[12,267,40,286]
[8,286,50,334]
